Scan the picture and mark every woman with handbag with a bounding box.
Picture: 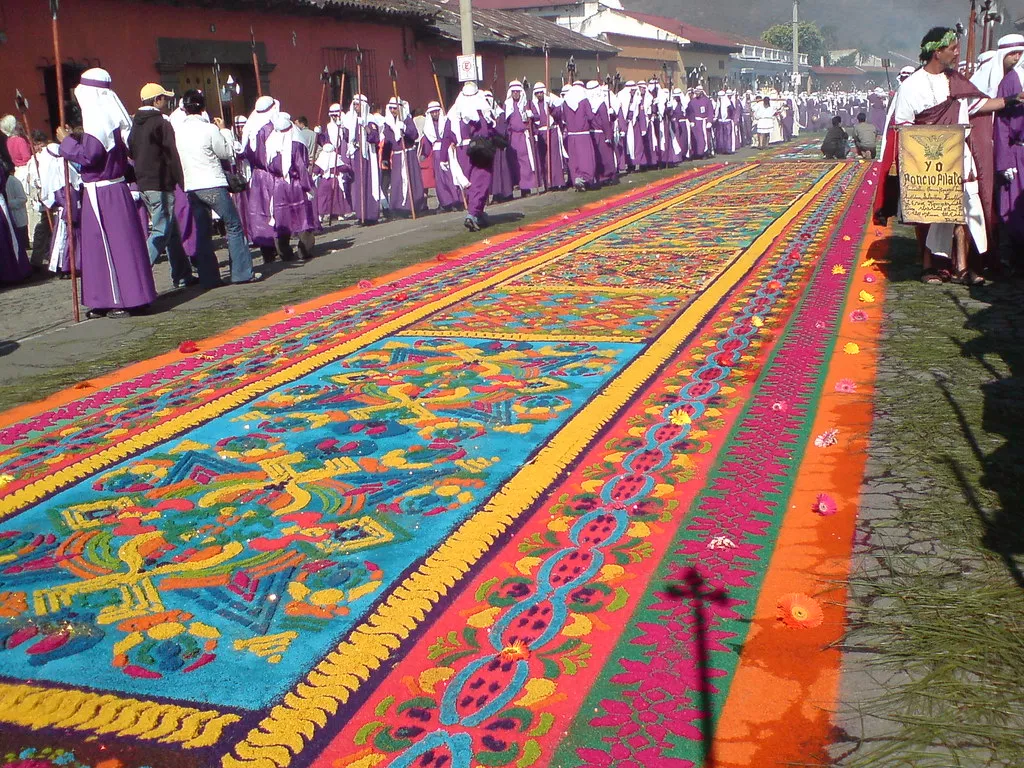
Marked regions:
[174,89,261,284]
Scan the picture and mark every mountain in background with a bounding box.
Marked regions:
[624,0,1019,58]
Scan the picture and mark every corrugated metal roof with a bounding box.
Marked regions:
[424,0,618,53]
[472,0,582,9]
[615,10,743,51]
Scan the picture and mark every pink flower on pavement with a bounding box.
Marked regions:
[814,493,838,516]
[864,274,876,283]
[771,400,788,412]
[834,378,857,393]
[850,309,869,322]
[814,428,839,448]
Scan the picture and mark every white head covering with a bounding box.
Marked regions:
[504,81,528,120]
[563,80,587,110]
[265,112,296,177]
[898,65,916,81]
[384,96,409,137]
[0,115,17,136]
[449,82,492,133]
[242,95,279,151]
[73,68,131,151]
[971,50,1003,96]
[585,80,604,111]
[422,101,446,145]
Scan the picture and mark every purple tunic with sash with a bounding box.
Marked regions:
[350,121,382,224]
[534,101,567,190]
[563,100,597,186]
[590,101,617,182]
[244,123,278,248]
[443,116,496,218]
[686,96,715,158]
[315,125,352,218]
[383,116,427,214]
[58,132,156,310]
[267,141,317,235]
[506,107,539,193]
[422,116,462,209]
[489,114,515,200]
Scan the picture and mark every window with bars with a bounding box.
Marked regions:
[323,47,376,108]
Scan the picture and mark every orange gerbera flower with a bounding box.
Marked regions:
[777,593,824,629]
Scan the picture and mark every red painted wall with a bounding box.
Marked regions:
[0,0,506,134]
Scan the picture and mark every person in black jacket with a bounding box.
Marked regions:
[821,116,849,160]
[129,83,196,288]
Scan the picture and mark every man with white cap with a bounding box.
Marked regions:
[714,90,737,155]
[993,33,1024,265]
[621,81,649,170]
[314,103,352,223]
[441,82,497,231]
[587,80,616,184]
[130,82,197,289]
[56,68,156,318]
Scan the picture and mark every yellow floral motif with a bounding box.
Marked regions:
[669,408,692,426]
[844,342,861,355]
[859,290,875,303]
[831,265,847,275]
[751,316,764,327]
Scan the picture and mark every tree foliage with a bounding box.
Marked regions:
[762,21,828,62]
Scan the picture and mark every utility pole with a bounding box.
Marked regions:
[460,0,475,60]
[792,0,799,89]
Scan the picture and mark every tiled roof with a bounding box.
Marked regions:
[472,0,582,9]
[425,0,618,53]
[615,10,743,50]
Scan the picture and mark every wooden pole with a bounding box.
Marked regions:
[212,58,226,122]
[329,69,347,221]
[429,57,470,210]
[356,49,366,225]
[390,62,417,220]
[250,27,263,97]
[544,46,553,191]
[317,65,330,128]
[965,2,978,76]
[52,8,79,323]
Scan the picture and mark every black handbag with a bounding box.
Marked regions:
[225,172,249,194]
[467,137,496,165]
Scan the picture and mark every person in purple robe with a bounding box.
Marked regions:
[867,88,888,136]
[586,81,617,184]
[780,94,795,141]
[421,102,463,211]
[344,94,382,225]
[241,95,281,261]
[504,82,540,196]
[56,68,156,318]
[994,37,1024,261]
[620,82,648,171]
[314,103,352,222]
[531,85,566,190]
[664,89,687,164]
[265,113,316,261]
[442,82,497,232]
[714,91,737,155]
[484,92,515,202]
[560,82,597,191]
[382,97,426,216]
[687,86,715,159]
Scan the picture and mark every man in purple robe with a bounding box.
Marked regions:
[504,82,540,196]
[315,103,352,222]
[443,83,497,232]
[867,88,888,136]
[561,82,598,190]
[621,82,648,171]
[994,35,1024,262]
[714,90,738,155]
[241,95,282,261]
[587,81,617,184]
[484,91,515,202]
[421,102,463,211]
[382,98,426,215]
[345,95,382,225]
[57,68,156,318]
[532,85,566,190]
[265,113,316,261]
[687,86,715,159]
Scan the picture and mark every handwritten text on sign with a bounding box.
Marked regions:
[898,124,966,225]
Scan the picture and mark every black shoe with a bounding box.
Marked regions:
[86,308,108,319]
[464,215,480,232]
[108,309,131,319]
[174,275,200,289]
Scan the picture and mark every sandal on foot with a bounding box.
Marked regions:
[920,268,944,285]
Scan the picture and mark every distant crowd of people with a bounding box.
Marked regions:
[0,69,823,318]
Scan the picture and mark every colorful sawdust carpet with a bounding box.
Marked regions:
[0,157,885,768]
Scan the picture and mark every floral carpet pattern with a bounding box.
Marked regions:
[0,157,880,768]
